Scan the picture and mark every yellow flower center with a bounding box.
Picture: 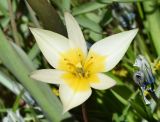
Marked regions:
[58,48,106,91]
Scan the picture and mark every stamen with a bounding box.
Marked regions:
[84,71,90,78]
[62,53,91,79]
[76,62,82,68]
[84,56,94,70]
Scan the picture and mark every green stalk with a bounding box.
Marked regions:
[7,0,20,45]
[136,34,151,61]
[143,0,160,56]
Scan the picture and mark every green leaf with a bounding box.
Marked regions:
[85,13,102,23]
[50,0,70,12]
[143,1,160,55]
[0,17,10,28]
[130,100,147,118]
[111,85,133,105]
[62,0,70,12]
[27,0,67,36]
[0,70,18,94]
[72,1,106,15]
[28,43,40,60]
[111,90,128,105]
[89,31,103,41]
[129,94,154,121]
[75,15,102,33]
[10,42,36,70]
[0,0,8,16]
[97,0,152,3]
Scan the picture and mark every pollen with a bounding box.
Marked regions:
[76,62,83,68]
[154,60,160,71]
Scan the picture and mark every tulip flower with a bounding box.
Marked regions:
[30,12,138,112]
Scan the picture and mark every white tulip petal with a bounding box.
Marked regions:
[59,84,91,113]
[64,12,87,55]
[90,73,116,90]
[30,28,70,68]
[30,69,65,84]
[89,29,138,71]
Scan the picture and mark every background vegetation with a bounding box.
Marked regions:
[0,0,160,121]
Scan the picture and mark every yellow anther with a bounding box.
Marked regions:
[143,90,149,97]
[112,69,128,77]
[76,62,83,68]
[84,71,89,78]
[52,88,59,96]
[155,60,160,70]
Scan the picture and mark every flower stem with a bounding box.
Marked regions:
[7,0,20,45]
[82,103,88,122]
[143,0,160,56]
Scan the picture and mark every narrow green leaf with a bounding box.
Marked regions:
[0,0,8,16]
[97,0,153,3]
[129,99,148,119]
[143,1,160,55]
[111,90,128,105]
[111,85,132,106]
[85,13,102,23]
[0,70,18,94]
[75,15,102,33]
[62,0,70,12]
[129,94,154,121]
[0,70,35,105]
[0,17,10,28]
[28,44,40,60]
[10,42,35,70]
[26,0,67,36]
[89,31,103,41]
[50,0,70,12]
[12,89,25,112]
[72,2,106,15]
